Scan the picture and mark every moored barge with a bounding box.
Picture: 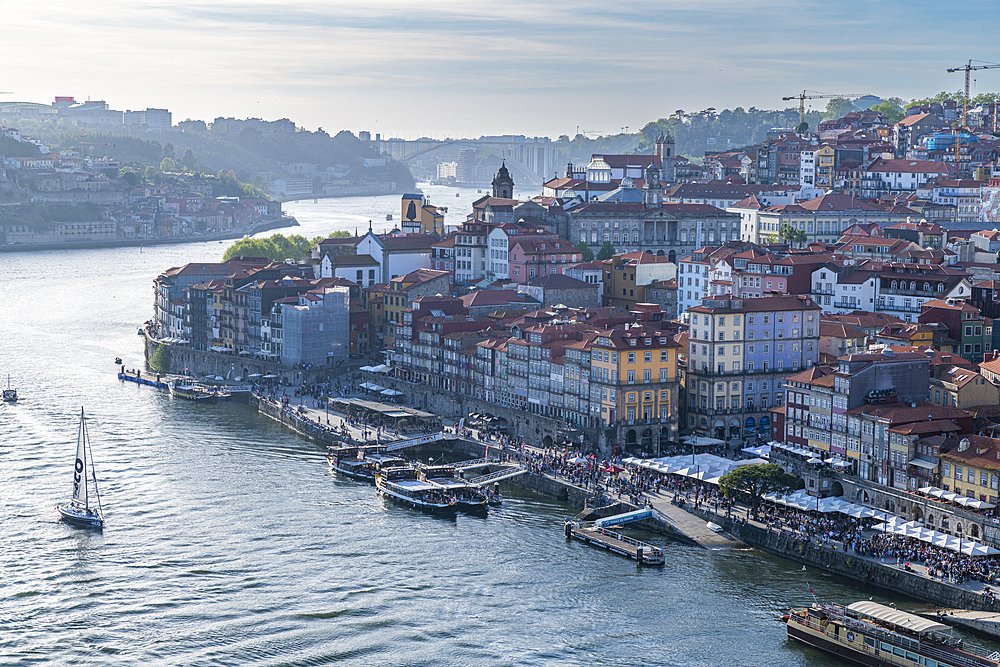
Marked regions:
[375,466,456,511]
[327,445,405,482]
[786,601,1000,667]
[420,464,489,510]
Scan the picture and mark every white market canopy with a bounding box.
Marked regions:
[622,453,766,485]
[871,520,1000,556]
[918,485,996,510]
[380,389,404,397]
[741,444,771,459]
[359,382,385,392]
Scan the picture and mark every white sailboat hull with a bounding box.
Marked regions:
[56,503,104,528]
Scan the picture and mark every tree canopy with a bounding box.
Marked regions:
[595,241,616,261]
[574,240,595,262]
[718,463,798,517]
[222,233,320,262]
[778,223,807,247]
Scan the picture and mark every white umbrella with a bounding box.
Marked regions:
[918,486,936,494]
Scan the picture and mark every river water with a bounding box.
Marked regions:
[0,185,991,665]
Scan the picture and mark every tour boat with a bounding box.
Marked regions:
[326,445,405,482]
[3,375,17,403]
[168,380,216,402]
[375,465,456,511]
[786,601,1000,667]
[420,464,488,510]
[55,408,105,528]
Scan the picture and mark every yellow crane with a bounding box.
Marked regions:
[782,91,872,124]
[946,59,1000,127]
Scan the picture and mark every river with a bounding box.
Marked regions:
[0,184,991,665]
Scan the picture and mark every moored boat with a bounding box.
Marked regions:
[420,464,488,510]
[786,601,1000,667]
[55,407,105,529]
[326,445,405,482]
[169,380,216,402]
[375,465,456,511]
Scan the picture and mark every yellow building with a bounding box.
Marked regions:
[930,366,1000,409]
[814,145,836,188]
[589,325,680,453]
[939,436,1000,505]
[400,193,445,235]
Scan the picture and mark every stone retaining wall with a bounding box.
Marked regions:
[704,510,1000,612]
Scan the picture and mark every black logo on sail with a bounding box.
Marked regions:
[73,458,84,495]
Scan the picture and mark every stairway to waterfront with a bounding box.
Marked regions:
[646,493,747,549]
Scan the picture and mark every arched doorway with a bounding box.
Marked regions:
[641,428,653,449]
[713,420,725,440]
[759,415,770,439]
[626,429,637,446]
[971,524,980,538]
[744,416,756,435]
[668,250,677,263]
[941,516,950,532]
[656,250,665,257]
[831,481,843,498]
[659,427,670,450]
[911,505,923,523]
[956,523,964,536]
[542,435,553,448]
[729,419,740,439]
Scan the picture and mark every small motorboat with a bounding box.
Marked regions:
[114,357,122,365]
[707,521,724,533]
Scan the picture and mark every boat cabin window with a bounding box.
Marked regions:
[864,637,875,648]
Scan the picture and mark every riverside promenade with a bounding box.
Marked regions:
[244,382,1000,615]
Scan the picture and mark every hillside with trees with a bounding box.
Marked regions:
[3,121,415,193]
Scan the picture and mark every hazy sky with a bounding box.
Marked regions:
[4,0,999,139]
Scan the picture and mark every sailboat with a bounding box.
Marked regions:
[2,374,16,402]
[55,407,105,528]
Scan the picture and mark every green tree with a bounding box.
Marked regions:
[328,230,352,238]
[718,463,798,518]
[823,98,856,121]
[595,241,616,261]
[795,121,809,134]
[162,142,175,159]
[778,222,807,247]
[149,344,171,373]
[574,241,595,262]
[222,233,314,262]
[871,100,904,125]
[159,157,180,172]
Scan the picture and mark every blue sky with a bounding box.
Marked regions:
[3,0,999,139]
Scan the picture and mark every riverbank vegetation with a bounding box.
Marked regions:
[222,230,351,262]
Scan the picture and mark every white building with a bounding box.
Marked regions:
[810,262,878,314]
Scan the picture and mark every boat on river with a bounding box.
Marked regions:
[420,464,488,510]
[375,465,456,511]
[55,408,105,529]
[169,380,216,402]
[785,601,1000,667]
[3,374,17,403]
[326,445,405,482]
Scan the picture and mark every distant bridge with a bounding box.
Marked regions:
[377,137,569,188]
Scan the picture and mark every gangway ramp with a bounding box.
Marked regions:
[384,432,447,452]
[594,509,652,528]
[468,466,527,486]
[453,457,500,471]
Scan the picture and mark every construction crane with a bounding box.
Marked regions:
[782,91,872,124]
[946,59,1000,127]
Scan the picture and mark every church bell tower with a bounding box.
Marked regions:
[492,161,514,199]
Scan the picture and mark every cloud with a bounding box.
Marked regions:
[1,0,998,136]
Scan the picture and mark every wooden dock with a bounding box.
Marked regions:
[565,522,665,565]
